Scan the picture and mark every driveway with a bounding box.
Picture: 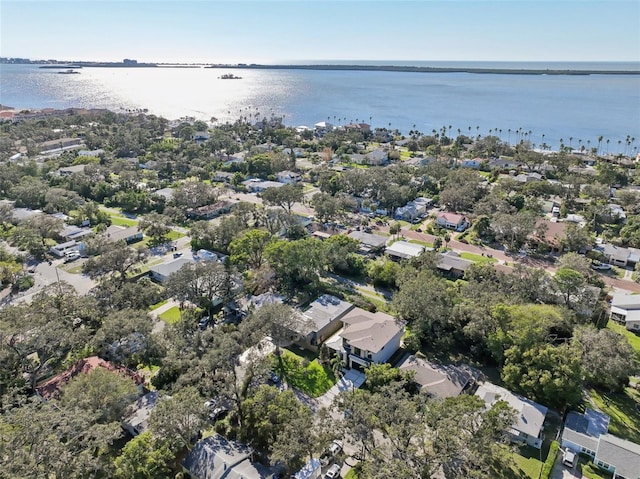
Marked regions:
[317,369,366,408]
[550,452,580,479]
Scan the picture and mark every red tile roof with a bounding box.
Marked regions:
[36,356,144,399]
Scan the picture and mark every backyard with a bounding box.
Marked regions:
[587,386,640,444]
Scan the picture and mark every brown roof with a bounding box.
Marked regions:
[36,356,144,399]
[534,219,569,245]
[437,212,468,224]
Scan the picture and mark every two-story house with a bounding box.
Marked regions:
[326,308,405,370]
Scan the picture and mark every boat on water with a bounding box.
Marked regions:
[58,69,80,74]
[218,73,242,79]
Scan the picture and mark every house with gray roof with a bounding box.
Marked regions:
[436,251,473,279]
[326,308,405,370]
[599,243,640,268]
[475,382,548,449]
[149,257,194,283]
[561,408,610,457]
[104,225,143,244]
[182,434,277,479]
[385,240,426,260]
[561,408,640,479]
[610,293,640,331]
[293,294,355,349]
[595,434,640,479]
[242,179,284,192]
[348,230,388,254]
[397,354,474,399]
[121,391,159,437]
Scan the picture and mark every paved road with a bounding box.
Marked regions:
[398,226,640,293]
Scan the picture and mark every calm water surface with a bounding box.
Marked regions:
[1,63,639,153]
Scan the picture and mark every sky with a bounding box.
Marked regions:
[1,1,639,63]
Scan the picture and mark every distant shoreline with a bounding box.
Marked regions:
[25,62,640,75]
[205,64,640,76]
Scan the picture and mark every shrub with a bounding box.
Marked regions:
[541,441,559,479]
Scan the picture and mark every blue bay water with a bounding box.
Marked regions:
[1,63,639,153]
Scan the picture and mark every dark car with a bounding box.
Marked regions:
[198,316,210,330]
[268,371,281,385]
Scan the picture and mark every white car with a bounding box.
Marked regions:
[562,448,576,468]
[324,464,341,479]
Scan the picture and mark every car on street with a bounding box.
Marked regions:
[324,464,341,479]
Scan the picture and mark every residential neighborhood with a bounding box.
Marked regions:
[0,109,639,479]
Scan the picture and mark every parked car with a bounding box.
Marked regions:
[324,464,341,479]
[591,260,612,271]
[268,371,281,385]
[198,316,210,330]
[204,398,231,421]
[173,252,183,259]
[328,440,343,457]
[562,448,576,468]
[64,251,81,263]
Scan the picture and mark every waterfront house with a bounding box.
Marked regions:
[475,382,548,449]
[436,212,470,231]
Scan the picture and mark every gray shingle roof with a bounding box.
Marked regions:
[398,355,472,399]
[596,434,640,478]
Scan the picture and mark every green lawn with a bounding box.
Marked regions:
[459,251,498,264]
[138,229,185,248]
[588,387,640,444]
[110,215,139,227]
[159,306,182,324]
[606,320,640,355]
[578,457,612,479]
[149,299,168,311]
[272,349,337,397]
[408,239,434,248]
[495,446,543,479]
